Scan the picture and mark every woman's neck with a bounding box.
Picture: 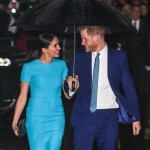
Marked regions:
[39,55,53,64]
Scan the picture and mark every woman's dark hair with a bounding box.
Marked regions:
[38,33,56,49]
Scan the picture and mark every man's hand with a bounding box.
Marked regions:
[132,121,141,135]
[67,75,79,91]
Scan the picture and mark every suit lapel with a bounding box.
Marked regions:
[108,48,114,83]
[86,52,92,91]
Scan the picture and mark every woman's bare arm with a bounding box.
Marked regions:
[12,82,29,136]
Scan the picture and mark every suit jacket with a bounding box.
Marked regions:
[125,18,149,63]
[66,48,140,127]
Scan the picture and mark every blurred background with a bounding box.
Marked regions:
[1,0,150,149]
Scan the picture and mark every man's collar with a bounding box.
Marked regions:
[132,19,140,23]
[92,44,108,56]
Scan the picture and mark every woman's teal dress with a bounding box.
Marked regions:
[20,59,68,150]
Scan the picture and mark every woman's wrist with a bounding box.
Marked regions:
[12,122,17,125]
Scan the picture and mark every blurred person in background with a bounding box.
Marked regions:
[115,0,131,10]
[121,3,132,19]
[118,5,150,137]
[132,0,142,5]
[125,4,149,100]
[140,3,150,27]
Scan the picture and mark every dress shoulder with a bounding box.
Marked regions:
[20,60,38,82]
[54,59,67,66]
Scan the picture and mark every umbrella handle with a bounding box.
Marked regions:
[72,25,76,92]
[72,81,75,92]
[72,73,75,92]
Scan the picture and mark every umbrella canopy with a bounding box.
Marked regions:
[15,0,135,34]
[14,0,136,91]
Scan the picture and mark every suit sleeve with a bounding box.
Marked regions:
[121,53,140,121]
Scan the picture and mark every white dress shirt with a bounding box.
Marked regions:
[92,45,119,109]
[132,19,140,31]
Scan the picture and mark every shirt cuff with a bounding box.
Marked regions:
[69,91,75,96]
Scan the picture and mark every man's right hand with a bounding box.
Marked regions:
[66,75,79,92]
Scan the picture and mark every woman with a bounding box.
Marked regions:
[12,33,69,150]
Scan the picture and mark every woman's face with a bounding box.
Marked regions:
[45,36,61,58]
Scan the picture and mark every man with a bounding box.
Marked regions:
[121,3,132,19]
[66,26,141,150]
[125,4,149,101]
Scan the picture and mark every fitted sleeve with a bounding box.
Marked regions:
[63,61,68,80]
[20,64,32,82]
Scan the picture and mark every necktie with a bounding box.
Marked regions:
[134,21,137,29]
[90,53,100,113]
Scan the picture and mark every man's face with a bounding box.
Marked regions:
[80,29,97,52]
[141,5,148,16]
[132,6,141,21]
[122,4,132,17]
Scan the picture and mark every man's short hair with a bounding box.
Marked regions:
[78,26,105,36]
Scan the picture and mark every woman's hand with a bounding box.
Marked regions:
[12,82,29,137]
[12,123,19,136]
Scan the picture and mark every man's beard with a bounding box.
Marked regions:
[85,45,97,52]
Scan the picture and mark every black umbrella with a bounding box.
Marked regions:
[15,0,135,34]
[14,0,136,91]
